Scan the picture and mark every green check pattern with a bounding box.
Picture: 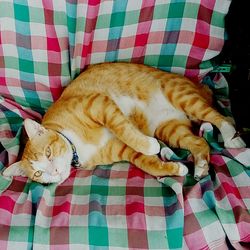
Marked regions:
[1,1,250,249]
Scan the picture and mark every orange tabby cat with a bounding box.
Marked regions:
[3,63,246,183]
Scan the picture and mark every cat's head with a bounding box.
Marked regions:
[3,119,72,184]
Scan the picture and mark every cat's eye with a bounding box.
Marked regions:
[45,147,52,159]
[34,170,43,178]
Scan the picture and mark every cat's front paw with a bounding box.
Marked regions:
[177,162,188,176]
[224,136,246,149]
[143,137,160,155]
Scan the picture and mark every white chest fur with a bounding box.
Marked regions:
[61,128,113,164]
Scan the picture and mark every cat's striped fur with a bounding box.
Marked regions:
[4,63,246,183]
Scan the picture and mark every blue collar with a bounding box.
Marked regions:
[56,131,81,168]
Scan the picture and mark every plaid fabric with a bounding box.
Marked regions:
[1,0,250,249]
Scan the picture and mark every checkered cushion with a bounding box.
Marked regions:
[1,1,250,249]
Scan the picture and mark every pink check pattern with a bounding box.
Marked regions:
[1,1,250,249]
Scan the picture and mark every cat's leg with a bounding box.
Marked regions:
[83,138,188,177]
[164,88,246,148]
[179,97,246,148]
[83,93,160,155]
[155,119,210,180]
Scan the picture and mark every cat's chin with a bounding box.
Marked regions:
[39,172,62,184]
[40,175,67,184]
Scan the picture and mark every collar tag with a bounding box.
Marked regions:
[71,144,81,167]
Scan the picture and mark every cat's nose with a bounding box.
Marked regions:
[52,168,60,176]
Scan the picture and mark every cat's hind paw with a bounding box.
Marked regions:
[194,160,209,181]
[220,121,246,148]
[224,136,246,149]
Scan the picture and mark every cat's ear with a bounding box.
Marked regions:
[2,162,27,177]
[24,119,47,138]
